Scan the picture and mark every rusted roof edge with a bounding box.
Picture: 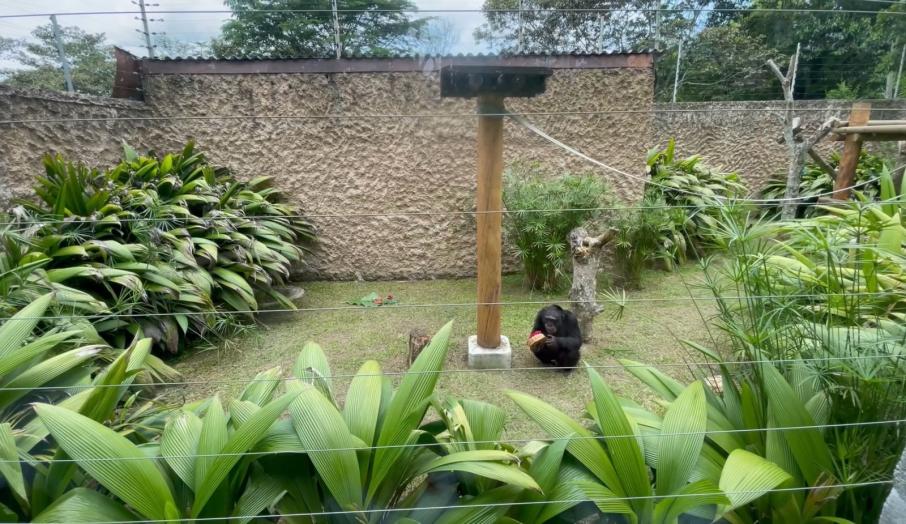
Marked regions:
[141,53,654,75]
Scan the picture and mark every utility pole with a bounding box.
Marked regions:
[332,0,342,58]
[518,0,525,53]
[896,44,906,99]
[655,0,662,48]
[49,15,74,93]
[135,0,155,58]
[597,13,605,53]
[672,39,682,103]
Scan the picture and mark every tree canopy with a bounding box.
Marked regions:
[0,24,114,96]
[212,0,427,58]
[475,0,906,101]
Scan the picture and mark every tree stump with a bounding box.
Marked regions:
[408,329,431,366]
[569,227,616,343]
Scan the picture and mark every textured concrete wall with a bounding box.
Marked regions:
[653,100,906,189]
[11,74,905,280]
[138,68,655,280]
[0,68,653,280]
[0,86,155,206]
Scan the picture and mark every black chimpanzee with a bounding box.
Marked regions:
[531,305,582,371]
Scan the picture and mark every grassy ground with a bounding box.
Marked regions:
[167,264,717,438]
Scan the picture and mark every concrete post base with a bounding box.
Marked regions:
[467,335,512,369]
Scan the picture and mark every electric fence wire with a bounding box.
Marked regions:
[6,352,905,392]
[0,290,902,322]
[27,481,897,524]
[7,419,906,465]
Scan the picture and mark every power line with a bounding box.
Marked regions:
[9,419,904,465]
[0,7,904,20]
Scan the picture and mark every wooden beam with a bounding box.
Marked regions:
[833,124,906,134]
[834,102,871,200]
[476,95,505,348]
[808,148,836,179]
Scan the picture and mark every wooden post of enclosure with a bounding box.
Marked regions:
[835,102,872,200]
[476,95,505,348]
[440,64,551,367]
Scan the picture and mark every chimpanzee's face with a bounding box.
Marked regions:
[543,314,559,335]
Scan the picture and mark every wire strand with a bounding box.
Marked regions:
[0,291,900,322]
[1,7,903,19]
[11,419,904,466]
[1,106,896,126]
[30,480,895,523]
[7,353,904,392]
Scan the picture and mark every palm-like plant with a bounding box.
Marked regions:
[508,365,787,523]
[0,293,170,520]
[11,140,316,354]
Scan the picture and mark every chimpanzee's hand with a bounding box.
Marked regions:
[545,336,556,349]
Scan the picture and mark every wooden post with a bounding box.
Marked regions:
[476,95,505,348]
[835,102,871,200]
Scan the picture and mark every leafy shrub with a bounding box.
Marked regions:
[760,150,889,218]
[503,162,611,291]
[644,138,748,264]
[611,195,678,288]
[695,175,906,522]
[5,141,315,354]
[0,294,170,521]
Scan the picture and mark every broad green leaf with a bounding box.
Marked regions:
[293,342,334,403]
[653,479,728,523]
[433,485,523,524]
[194,396,228,495]
[0,293,52,360]
[718,449,791,513]
[369,321,453,503]
[232,465,285,524]
[507,389,623,494]
[288,382,363,511]
[0,330,79,379]
[576,480,636,517]
[192,391,299,516]
[35,404,178,521]
[343,360,383,447]
[161,410,203,489]
[238,367,282,406]
[0,345,102,410]
[0,423,26,501]
[32,488,138,523]
[587,366,651,509]
[416,450,540,491]
[762,365,833,485]
[657,381,708,496]
[619,359,685,400]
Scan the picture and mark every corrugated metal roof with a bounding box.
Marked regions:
[147,50,657,62]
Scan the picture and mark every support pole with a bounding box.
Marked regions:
[476,95,505,349]
[50,15,74,93]
[332,0,342,59]
[136,0,155,58]
[895,43,905,99]
[672,40,682,103]
[834,102,872,200]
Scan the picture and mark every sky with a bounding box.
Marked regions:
[0,0,489,64]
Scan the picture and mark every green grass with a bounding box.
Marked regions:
[167,265,715,438]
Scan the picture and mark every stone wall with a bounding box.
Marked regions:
[653,99,906,189]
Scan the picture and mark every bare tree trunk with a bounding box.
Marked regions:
[569,227,616,343]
